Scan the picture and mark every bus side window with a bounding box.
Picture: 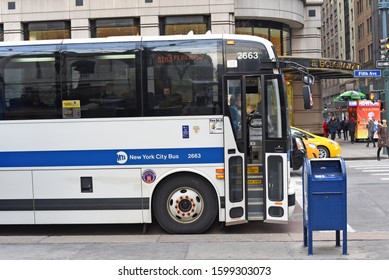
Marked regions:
[2,50,60,120]
[64,43,140,118]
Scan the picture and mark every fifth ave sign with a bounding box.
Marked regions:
[353,70,381,77]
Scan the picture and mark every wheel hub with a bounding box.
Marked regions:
[168,188,203,223]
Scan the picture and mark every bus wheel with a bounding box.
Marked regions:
[153,174,217,234]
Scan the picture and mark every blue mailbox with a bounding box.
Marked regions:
[303,157,347,255]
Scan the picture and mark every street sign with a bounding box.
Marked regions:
[376,60,389,68]
[353,70,381,77]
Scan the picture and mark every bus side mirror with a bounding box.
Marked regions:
[303,85,313,110]
[303,74,314,85]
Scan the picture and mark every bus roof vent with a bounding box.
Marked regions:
[205,30,212,35]
[187,30,194,36]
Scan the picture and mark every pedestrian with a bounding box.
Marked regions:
[323,119,328,138]
[342,117,349,140]
[327,115,339,140]
[337,117,342,139]
[348,117,356,144]
[366,118,376,147]
[377,119,389,161]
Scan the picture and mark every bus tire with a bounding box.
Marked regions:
[152,174,218,234]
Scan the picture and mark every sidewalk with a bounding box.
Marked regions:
[287,136,389,259]
[335,137,380,160]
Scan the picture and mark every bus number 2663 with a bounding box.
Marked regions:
[237,52,259,60]
[188,153,202,159]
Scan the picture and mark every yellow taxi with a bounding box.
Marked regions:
[291,126,341,158]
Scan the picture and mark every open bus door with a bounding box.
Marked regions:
[262,76,289,223]
[224,75,288,226]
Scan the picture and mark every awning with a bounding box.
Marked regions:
[280,56,361,79]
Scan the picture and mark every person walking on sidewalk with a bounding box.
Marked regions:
[337,117,342,139]
[366,118,376,147]
[323,119,328,138]
[328,115,339,140]
[377,119,389,161]
[348,117,356,144]
[342,117,349,140]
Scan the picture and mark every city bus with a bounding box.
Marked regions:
[0,34,300,234]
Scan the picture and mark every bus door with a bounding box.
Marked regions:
[224,75,288,225]
[224,76,247,225]
[262,75,288,223]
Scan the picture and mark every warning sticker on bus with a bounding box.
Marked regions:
[62,100,81,119]
[62,100,81,108]
[209,119,223,134]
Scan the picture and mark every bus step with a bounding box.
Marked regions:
[247,187,262,192]
[247,213,264,221]
[248,198,264,205]
[247,186,262,191]
[247,186,263,198]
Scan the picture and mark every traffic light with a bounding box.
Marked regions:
[379,37,389,59]
[369,91,380,101]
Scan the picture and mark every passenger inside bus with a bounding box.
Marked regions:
[21,87,46,107]
[229,94,242,136]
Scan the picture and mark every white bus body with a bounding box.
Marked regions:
[0,34,294,233]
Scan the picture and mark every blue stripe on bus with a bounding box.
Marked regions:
[0,147,224,168]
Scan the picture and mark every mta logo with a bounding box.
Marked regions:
[116,151,128,164]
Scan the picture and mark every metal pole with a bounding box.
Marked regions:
[379,0,389,155]
[379,1,389,122]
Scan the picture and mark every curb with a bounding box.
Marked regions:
[343,157,377,161]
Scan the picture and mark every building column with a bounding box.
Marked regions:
[71,19,90,39]
[211,13,235,34]
[291,4,322,58]
[4,22,24,41]
[141,16,159,36]
[292,79,323,134]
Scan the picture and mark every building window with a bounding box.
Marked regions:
[359,48,365,63]
[308,10,316,17]
[75,0,83,6]
[24,21,71,40]
[235,20,291,56]
[368,43,373,61]
[357,23,364,40]
[8,1,15,10]
[367,17,372,34]
[91,18,140,37]
[160,16,210,35]
[357,1,363,15]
